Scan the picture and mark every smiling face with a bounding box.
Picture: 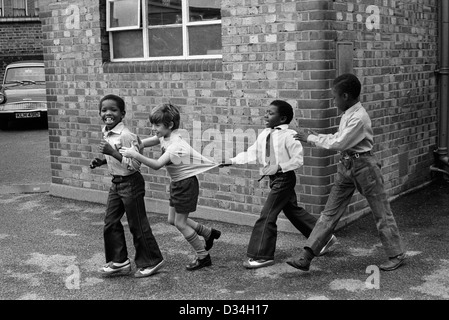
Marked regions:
[152,122,172,139]
[264,104,286,128]
[99,99,125,130]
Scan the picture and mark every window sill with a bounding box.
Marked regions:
[0,16,41,23]
[103,59,223,73]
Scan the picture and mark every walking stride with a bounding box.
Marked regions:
[287,74,406,272]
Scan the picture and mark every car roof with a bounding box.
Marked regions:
[6,60,45,68]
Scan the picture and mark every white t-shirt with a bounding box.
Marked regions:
[160,133,218,182]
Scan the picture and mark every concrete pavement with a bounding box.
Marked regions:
[1,178,449,304]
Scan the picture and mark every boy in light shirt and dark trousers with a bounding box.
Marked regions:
[90,94,165,278]
[288,73,406,272]
[222,100,336,269]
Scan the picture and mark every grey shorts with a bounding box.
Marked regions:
[169,175,199,213]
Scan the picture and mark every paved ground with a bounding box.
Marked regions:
[0,177,448,306]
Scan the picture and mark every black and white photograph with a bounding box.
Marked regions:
[1,0,448,312]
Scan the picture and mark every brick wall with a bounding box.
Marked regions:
[0,18,43,79]
[37,0,439,231]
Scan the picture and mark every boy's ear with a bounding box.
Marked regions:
[280,115,288,124]
[169,121,174,130]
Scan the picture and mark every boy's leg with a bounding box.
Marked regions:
[122,173,163,269]
[247,173,295,261]
[282,172,317,237]
[305,167,356,256]
[104,184,128,264]
[355,157,404,258]
[287,168,355,271]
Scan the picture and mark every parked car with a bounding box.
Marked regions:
[0,60,48,129]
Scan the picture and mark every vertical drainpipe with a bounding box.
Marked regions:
[434,0,449,175]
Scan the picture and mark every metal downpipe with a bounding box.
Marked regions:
[432,0,449,177]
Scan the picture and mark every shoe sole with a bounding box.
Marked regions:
[243,260,274,269]
[318,236,337,256]
[286,261,310,271]
[134,260,166,278]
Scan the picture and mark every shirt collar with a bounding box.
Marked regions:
[343,102,362,116]
[267,124,288,131]
[102,122,125,136]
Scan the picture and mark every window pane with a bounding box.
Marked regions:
[149,27,183,57]
[109,0,140,28]
[148,0,182,26]
[189,0,220,22]
[112,30,144,58]
[188,25,221,55]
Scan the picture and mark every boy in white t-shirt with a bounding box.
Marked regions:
[120,103,220,271]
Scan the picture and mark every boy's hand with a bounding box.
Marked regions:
[120,146,139,159]
[98,139,116,155]
[90,158,104,169]
[294,128,317,143]
[218,159,233,168]
[261,164,280,176]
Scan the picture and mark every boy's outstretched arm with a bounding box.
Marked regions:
[120,146,170,170]
[140,135,160,148]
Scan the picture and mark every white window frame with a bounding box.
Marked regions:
[0,0,4,16]
[107,0,222,62]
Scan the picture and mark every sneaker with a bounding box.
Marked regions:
[318,235,337,256]
[101,259,131,276]
[186,254,212,271]
[134,260,166,278]
[243,258,275,269]
[205,228,221,251]
[286,250,314,271]
[379,253,407,271]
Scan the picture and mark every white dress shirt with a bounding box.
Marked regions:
[230,124,304,173]
[307,102,373,154]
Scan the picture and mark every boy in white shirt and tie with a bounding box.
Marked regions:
[222,100,336,269]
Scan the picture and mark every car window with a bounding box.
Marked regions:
[4,67,45,84]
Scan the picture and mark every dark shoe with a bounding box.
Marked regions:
[318,235,337,256]
[134,260,166,278]
[100,259,131,276]
[205,229,221,251]
[286,250,314,271]
[379,253,407,271]
[186,254,212,271]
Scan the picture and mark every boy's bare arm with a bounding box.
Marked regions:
[119,146,171,170]
[141,136,160,148]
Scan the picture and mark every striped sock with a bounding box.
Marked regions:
[195,224,212,240]
[185,232,208,259]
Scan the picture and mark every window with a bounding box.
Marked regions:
[0,0,4,16]
[106,0,222,61]
[13,0,27,16]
